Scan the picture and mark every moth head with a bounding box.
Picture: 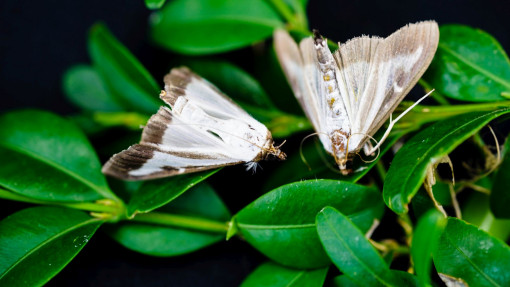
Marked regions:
[312,29,326,47]
[266,141,287,161]
[335,154,353,175]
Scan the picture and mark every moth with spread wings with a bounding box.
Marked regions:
[102,67,286,180]
[274,21,439,174]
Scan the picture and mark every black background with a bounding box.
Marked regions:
[1,0,510,286]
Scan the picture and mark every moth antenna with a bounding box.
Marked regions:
[367,89,434,155]
[275,139,287,149]
[300,132,322,171]
[350,133,381,163]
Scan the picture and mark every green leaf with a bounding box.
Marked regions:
[145,0,166,9]
[88,23,160,114]
[316,207,399,287]
[0,207,103,286]
[264,129,406,190]
[383,108,510,214]
[150,0,284,55]
[331,271,419,287]
[108,183,230,256]
[62,65,123,112]
[241,261,328,287]
[411,209,447,287]
[127,169,219,216]
[433,217,510,287]
[423,25,510,102]
[490,136,510,218]
[463,192,510,242]
[0,110,115,201]
[235,179,384,269]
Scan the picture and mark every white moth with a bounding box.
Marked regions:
[102,67,286,180]
[274,21,439,174]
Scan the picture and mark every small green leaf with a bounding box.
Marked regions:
[423,25,510,102]
[316,207,399,286]
[0,207,103,286]
[411,209,447,287]
[383,109,510,214]
[0,110,115,201]
[145,0,166,9]
[235,180,384,269]
[265,129,406,190]
[127,169,219,216]
[150,0,284,55]
[62,65,123,112]
[108,183,230,256]
[88,23,160,114]
[241,261,328,287]
[490,136,510,218]
[433,217,510,287]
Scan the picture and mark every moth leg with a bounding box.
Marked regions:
[363,141,375,156]
[367,89,434,155]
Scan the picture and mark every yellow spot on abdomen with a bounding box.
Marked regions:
[328,86,333,93]
[323,75,330,81]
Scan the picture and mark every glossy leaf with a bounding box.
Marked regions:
[150,0,284,55]
[463,192,510,242]
[0,110,115,201]
[264,129,406,190]
[145,0,166,9]
[127,169,219,216]
[316,207,399,286]
[433,217,510,287]
[88,23,160,114]
[490,136,510,218]
[384,109,510,214]
[62,65,123,112]
[241,262,328,287]
[411,209,447,287]
[331,271,419,287]
[0,207,103,286]
[235,180,384,269]
[423,25,510,102]
[108,183,230,256]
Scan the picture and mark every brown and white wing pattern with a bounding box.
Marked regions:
[102,68,280,180]
[349,21,439,149]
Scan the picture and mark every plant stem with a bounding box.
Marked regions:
[131,212,229,234]
[0,187,119,214]
[397,213,414,246]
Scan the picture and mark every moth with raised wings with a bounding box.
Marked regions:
[102,67,286,180]
[274,21,439,174]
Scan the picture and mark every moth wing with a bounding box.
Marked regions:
[333,36,383,126]
[274,30,327,138]
[162,67,253,121]
[102,107,246,180]
[350,21,439,148]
